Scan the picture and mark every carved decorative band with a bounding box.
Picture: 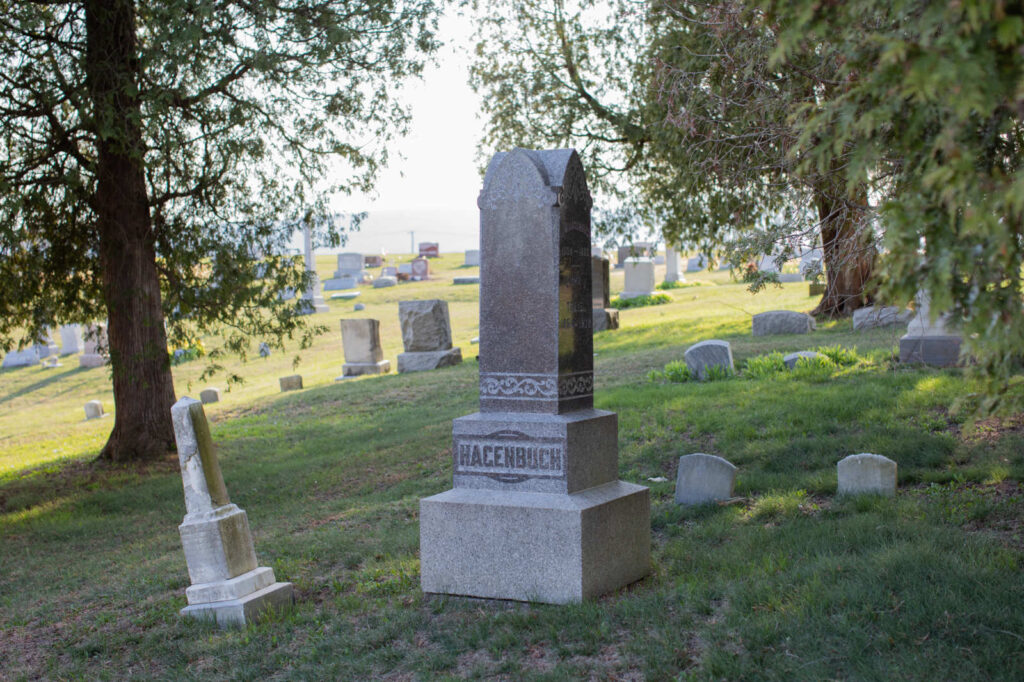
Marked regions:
[479,372,593,400]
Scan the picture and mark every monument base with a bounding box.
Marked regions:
[397,348,462,373]
[618,290,651,300]
[420,481,650,604]
[337,360,390,379]
[180,580,294,628]
[298,298,330,315]
[592,308,619,332]
[899,335,961,367]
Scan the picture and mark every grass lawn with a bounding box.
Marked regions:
[1,256,1022,680]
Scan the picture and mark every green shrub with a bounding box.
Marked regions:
[609,292,673,309]
[816,344,859,367]
[743,351,788,379]
[791,354,838,381]
[655,280,706,290]
[704,363,735,382]
[648,360,693,383]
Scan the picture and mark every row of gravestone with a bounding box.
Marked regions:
[674,452,897,505]
[1,323,108,369]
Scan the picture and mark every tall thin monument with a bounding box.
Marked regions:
[419,148,650,603]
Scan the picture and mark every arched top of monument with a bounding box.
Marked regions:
[478,148,588,210]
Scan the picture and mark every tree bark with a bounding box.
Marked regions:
[86,0,176,462]
[812,185,876,318]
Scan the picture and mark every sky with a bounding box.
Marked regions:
[324,10,484,256]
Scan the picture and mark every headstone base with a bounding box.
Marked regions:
[298,299,330,315]
[180,580,294,628]
[397,348,462,373]
[323,278,356,291]
[420,481,650,604]
[338,360,391,378]
[618,291,651,300]
[899,335,961,367]
[592,308,619,332]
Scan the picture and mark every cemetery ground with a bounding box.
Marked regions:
[2,255,1022,680]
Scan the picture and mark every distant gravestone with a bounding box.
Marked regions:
[323,253,367,290]
[84,400,105,419]
[853,305,911,331]
[172,397,294,626]
[372,276,397,288]
[664,246,682,284]
[420,147,649,604]
[2,347,41,368]
[464,249,480,266]
[675,454,737,505]
[299,224,329,314]
[783,351,821,369]
[381,266,398,277]
[591,256,619,331]
[837,453,897,497]
[752,310,816,336]
[258,342,271,358]
[899,291,962,366]
[621,258,655,299]
[59,324,84,356]
[685,255,707,272]
[410,257,430,280]
[199,388,221,404]
[396,263,413,281]
[338,319,390,378]
[419,242,439,258]
[684,340,734,381]
[354,303,365,311]
[453,276,479,285]
[79,323,108,368]
[323,274,357,291]
[617,242,652,267]
[397,300,462,372]
[364,254,383,268]
[279,375,303,391]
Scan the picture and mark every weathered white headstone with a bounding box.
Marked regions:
[684,340,734,381]
[172,397,293,627]
[59,324,84,356]
[2,347,41,368]
[299,225,329,315]
[675,454,737,505]
[199,388,221,404]
[420,148,650,604]
[84,400,105,420]
[664,246,682,284]
[396,300,462,372]
[837,453,897,497]
[621,258,655,299]
[899,291,962,366]
[752,310,816,336]
[79,323,108,368]
[338,319,390,378]
[464,249,481,266]
[279,375,303,391]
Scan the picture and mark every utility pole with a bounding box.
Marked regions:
[409,230,415,256]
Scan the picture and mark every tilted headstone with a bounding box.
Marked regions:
[675,454,737,505]
[396,299,462,372]
[2,347,41,368]
[199,388,221,404]
[279,374,303,391]
[299,224,329,315]
[59,324,84,356]
[84,400,105,420]
[664,246,682,284]
[783,351,821,369]
[410,257,430,280]
[338,318,390,378]
[752,310,816,336]
[853,305,912,331]
[621,258,655,299]
[899,291,962,366]
[591,256,619,331]
[684,340,734,381]
[464,249,480,266]
[420,148,650,604]
[172,397,293,626]
[837,453,897,497]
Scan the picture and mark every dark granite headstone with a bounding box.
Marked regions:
[591,256,610,309]
[420,148,650,604]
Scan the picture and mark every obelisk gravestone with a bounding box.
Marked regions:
[419,148,650,603]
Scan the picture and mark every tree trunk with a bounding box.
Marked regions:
[86,0,176,462]
[812,186,876,318]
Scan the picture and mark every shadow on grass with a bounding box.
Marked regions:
[0,364,102,406]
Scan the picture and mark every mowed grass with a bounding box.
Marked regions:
[1,256,1022,680]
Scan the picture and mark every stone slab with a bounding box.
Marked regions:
[279,375,303,391]
[783,351,820,369]
[899,335,961,367]
[399,299,453,352]
[420,481,650,603]
[2,348,41,368]
[199,388,221,404]
[837,453,897,497]
[453,276,480,285]
[684,340,734,381]
[372,277,397,288]
[675,453,737,505]
[397,348,462,373]
[186,566,275,605]
[329,291,361,300]
[592,308,619,332]
[852,305,912,331]
[452,409,619,494]
[339,360,390,378]
[752,310,816,336]
[180,581,294,628]
[323,276,357,291]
